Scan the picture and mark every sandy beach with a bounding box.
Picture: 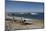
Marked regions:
[5,19,44,31]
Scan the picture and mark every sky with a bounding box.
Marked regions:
[5,0,44,13]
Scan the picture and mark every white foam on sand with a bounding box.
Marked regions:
[6,16,32,21]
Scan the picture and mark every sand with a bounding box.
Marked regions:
[5,19,44,31]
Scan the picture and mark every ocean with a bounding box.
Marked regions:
[8,12,44,20]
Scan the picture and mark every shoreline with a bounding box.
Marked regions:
[5,18,44,30]
[6,16,43,22]
[5,16,44,31]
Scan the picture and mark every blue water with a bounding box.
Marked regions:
[8,12,44,20]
